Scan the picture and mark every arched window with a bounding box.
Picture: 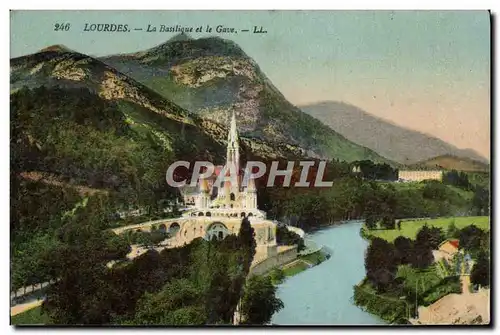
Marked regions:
[241,212,246,217]
[230,193,235,201]
[206,212,211,217]
[198,212,204,216]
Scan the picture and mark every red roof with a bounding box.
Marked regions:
[448,239,459,249]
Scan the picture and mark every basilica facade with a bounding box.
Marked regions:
[181,111,265,219]
[116,112,287,263]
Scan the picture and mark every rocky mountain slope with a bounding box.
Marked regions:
[300,101,489,165]
[101,34,393,164]
[10,47,308,206]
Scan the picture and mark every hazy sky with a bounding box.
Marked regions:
[10,10,491,159]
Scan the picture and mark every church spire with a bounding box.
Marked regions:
[226,111,240,184]
[227,111,239,146]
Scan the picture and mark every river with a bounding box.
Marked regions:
[271,220,386,325]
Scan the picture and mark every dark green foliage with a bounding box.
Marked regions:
[422,181,448,200]
[459,224,485,253]
[427,227,445,250]
[394,236,413,265]
[238,217,256,273]
[269,267,286,285]
[263,160,475,233]
[472,186,490,216]
[410,225,436,269]
[128,230,168,248]
[276,226,305,251]
[381,215,396,230]
[446,221,460,239]
[40,216,264,325]
[409,244,433,269]
[240,275,284,325]
[365,216,377,230]
[353,281,409,324]
[352,160,398,181]
[365,238,398,292]
[471,251,490,288]
[355,264,462,324]
[443,170,472,190]
[129,278,207,325]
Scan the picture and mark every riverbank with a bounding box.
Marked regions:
[272,249,331,281]
[361,216,489,242]
[355,216,490,325]
[271,222,385,325]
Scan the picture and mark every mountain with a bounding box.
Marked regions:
[300,101,489,165]
[406,155,490,172]
[10,47,309,206]
[100,35,393,165]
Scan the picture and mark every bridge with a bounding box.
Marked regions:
[113,213,281,261]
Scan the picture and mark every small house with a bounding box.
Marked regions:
[439,239,459,255]
[433,239,459,263]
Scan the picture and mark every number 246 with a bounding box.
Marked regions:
[54,23,71,31]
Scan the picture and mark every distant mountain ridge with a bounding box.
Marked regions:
[406,154,489,172]
[300,101,489,165]
[100,35,394,165]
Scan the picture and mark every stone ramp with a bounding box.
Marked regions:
[411,289,490,325]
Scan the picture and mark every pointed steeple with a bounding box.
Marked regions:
[226,111,240,187]
[227,111,239,148]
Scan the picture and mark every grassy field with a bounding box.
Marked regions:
[282,261,310,277]
[11,306,51,325]
[364,216,489,242]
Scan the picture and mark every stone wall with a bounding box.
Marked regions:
[249,245,298,276]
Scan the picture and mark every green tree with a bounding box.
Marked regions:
[269,267,286,285]
[365,237,398,292]
[130,278,206,325]
[446,221,459,239]
[410,225,435,269]
[459,224,485,253]
[276,226,305,251]
[240,275,284,325]
[394,236,413,265]
[238,217,256,273]
[471,251,489,288]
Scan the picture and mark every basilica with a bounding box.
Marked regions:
[181,112,266,219]
[115,111,298,275]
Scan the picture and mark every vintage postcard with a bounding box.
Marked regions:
[9,10,491,326]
